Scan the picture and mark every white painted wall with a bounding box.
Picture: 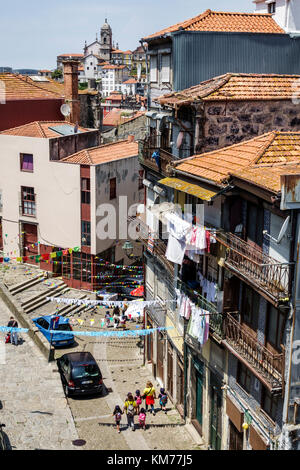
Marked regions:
[254,0,300,32]
[94,154,143,255]
[84,54,100,80]
[0,135,81,257]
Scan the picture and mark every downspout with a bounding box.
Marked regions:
[140,40,149,111]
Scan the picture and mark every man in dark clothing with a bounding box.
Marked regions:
[7,317,18,345]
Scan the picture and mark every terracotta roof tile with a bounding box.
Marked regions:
[156,73,300,107]
[0,73,62,101]
[103,109,144,127]
[61,140,138,165]
[0,121,90,138]
[143,9,284,40]
[176,131,300,193]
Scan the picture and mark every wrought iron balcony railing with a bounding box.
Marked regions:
[223,312,284,391]
[139,138,173,176]
[216,232,290,305]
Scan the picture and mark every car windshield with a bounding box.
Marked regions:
[72,364,100,378]
[56,324,72,331]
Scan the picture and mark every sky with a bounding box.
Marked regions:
[0,0,254,70]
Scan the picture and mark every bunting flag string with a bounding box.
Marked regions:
[45,296,175,308]
[0,325,173,338]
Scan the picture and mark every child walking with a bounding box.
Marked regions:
[134,390,142,413]
[138,408,146,430]
[113,405,123,433]
[158,388,168,414]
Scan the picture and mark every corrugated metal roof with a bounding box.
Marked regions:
[158,177,218,201]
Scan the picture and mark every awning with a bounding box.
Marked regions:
[158,177,218,202]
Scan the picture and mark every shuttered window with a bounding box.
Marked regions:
[161,54,170,83]
[150,55,158,82]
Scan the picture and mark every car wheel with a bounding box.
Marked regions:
[64,384,69,397]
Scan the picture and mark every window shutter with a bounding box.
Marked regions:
[150,56,157,82]
[161,54,170,83]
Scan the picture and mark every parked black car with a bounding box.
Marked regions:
[57,352,104,397]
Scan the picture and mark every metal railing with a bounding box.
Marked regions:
[216,232,290,303]
[224,312,284,389]
[179,280,223,339]
[139,138,173,175]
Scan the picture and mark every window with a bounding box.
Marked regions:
[138,170,144,190]
[110,177,116,200]
[266,305,285,351]
[161,54,171,83]
[81,221,91,246]
[81,178,90,204]
[242,285,259,331]
[247,202,264,247]
[72,252,81,280]
[261,386,279,421]
[21,186,36,216]
[150,55,158,82]
[268,2,276,14]
[20,154,33,172]
[237,361,252,393]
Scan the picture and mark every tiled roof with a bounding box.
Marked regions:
[24,75,94,97]
[231,164,300,193]
[156,73,300,107]
[102,64,127,70]
[0,121,89,138]
[143,9,284,40]
[58,53,84,57]
[61,139,138,165]
[175,131,300,193]
[105,94,122,101]
[103,109,144,127]
[0,73,62,101]
[123,78,138,84]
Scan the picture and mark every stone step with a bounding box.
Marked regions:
[20,280,65,307]
[24,285,68,314]
[8,274,46,295]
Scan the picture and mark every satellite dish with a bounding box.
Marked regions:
[60,103,71,117]
[263,216,290,244]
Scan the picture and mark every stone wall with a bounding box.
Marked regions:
[201,100,300,153]
[79,93,102,129]
[102,114,147,143]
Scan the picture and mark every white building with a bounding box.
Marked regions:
[121,78,138,96]
[0,121,142,290]
[101,65,130,97]
[84,53,102,81]
[253,0,300,33]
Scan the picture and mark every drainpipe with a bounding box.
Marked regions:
[140,40,149,111]
[285,0,290,31]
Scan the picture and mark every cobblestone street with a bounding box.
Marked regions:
[0,265,204,450]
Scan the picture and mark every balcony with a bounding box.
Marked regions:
[128,214,174,275]
[223,313,284,392]
[216,232,290,305]
[179,280,223,342]
[139,136,174,176]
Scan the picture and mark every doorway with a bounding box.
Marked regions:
[167,344,174,398]
[210,374,222,450]
[23,223,38,264]
[229,420,243,450]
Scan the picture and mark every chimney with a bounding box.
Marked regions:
[127,134,134,143]
[62,59,80,124]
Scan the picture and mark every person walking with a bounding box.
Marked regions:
[123,393,137,431]
[112,405,123,434]
[142,381,156,415]
[113,311,120,329]
[7,317,18,346]
[134,390,142,413]
[138,408,147,431]
[105,311,111,328]
[158,388,168,414]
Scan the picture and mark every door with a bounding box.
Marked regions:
[210,375,222,450]
[146,317,153,362]
[167,345,173,398]
[157,332,164,383]
[23,223,38,265]
[229,420,243,450]
[196,371,203,432]
[223,276,240,313]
